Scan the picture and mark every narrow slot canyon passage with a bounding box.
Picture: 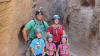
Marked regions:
[0,0,100,56]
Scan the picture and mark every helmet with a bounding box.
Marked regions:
[61,34,67,38]
[35,10,43,15]
[53,15,60,20]
[47,34,53,38]
[34,29,41,34]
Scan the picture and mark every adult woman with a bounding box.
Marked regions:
[47,15,66,48]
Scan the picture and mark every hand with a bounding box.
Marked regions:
[52,49,55,51]
[42,52,45,56]
[47,47,49,50]
[42,54,44,56]
[24,40,31,45]
[33,54,36,56]
[27,40,31,43]
[33,53,36,56]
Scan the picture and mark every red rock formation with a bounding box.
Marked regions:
[0,0,99,56]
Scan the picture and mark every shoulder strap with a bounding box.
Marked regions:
[33,19,46,31]
[50,25,53,34]
[61,44,63,51]
[59,25,63,33]
[33,18,37,26]
[42,19,46,31]
[59,25,62,30]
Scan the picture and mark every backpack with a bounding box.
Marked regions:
[33,18,46,31]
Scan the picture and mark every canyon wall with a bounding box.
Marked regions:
[63,0,99,56]
[0,0,100,56]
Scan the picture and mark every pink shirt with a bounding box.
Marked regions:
[58,44,69,56]
[46,43,56,55]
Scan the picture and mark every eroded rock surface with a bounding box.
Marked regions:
[0,0,100,56]
[63,0,100,56]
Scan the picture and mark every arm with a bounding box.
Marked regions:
[62,26,69,38]
[56,48,59,56]
[54,47,56,52]
[46,44,49,50]
[31,47,36,56]
[22,28,29,41]
[68,45,70,56]
[46,26,51,35]
[53,44,56,52]
[62,25,66,34]
[22,20,33,41]
[42,40,45,56]
[47,32,50,35]
[42,48,45,56]
[63,30,70,38]
[44,21,49,31]
[51,47,56,53]
[63,30,66,34]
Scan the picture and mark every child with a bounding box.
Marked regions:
[30,29,45,56]
[56,34,70,56]
[45,34,56,56]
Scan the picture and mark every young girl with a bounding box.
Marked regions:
[56,34,70,56]
[45,34,56,56]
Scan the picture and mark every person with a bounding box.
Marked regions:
[56,34,70,56]
[45,34,56,56]
[30,29,45,56]
[47,15,66,48]
[22,10,48,43]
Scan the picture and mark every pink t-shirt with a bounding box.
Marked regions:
[58,44,69,56]
[46,43,56,55]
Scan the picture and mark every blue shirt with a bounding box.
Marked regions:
[30,38,45,55]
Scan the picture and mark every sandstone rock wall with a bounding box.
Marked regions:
[95,0,100,56]
[0,0,100,56]
[0,0,31,56]
[63,0,100,56]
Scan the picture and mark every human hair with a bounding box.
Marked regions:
[61,37,67,44]
[47,37,53,43]
[35,10,44,16]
